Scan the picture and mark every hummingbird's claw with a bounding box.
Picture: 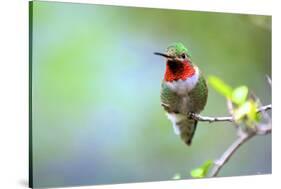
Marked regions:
[188,112,196,119]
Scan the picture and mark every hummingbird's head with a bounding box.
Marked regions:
[154,42,196,82]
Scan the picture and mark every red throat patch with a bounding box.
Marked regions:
[164,60,195,82]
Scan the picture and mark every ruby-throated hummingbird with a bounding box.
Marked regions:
[154,42,208,146]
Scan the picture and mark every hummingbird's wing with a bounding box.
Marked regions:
[160,81,181,113]
[188,73,208,113]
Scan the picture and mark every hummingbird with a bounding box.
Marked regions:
[154,42,208,146]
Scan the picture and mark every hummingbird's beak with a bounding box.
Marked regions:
[154,52,174,59]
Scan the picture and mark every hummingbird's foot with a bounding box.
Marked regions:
[188,112,196,120]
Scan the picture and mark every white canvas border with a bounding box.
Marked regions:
[0,0,277,189]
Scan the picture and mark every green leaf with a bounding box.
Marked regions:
[190,160,213,178]
[247,100,260,122]
[231,86,248,105]
[201,160,213,172]
[234,100,260,124]
[190,168,204,178]
[208,76,233,98]
[172,173,181,180]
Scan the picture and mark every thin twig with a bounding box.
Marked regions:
[226,99,234,115]
[250,92,271,122]
[266,75,272,87]
[189,114,233,123]
[256,123,272,135]
[189,104,271,123]
[257,104,272,113]
[226,99,241,130]
[209,132,254,177]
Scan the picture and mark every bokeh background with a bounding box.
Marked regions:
[30,1,271,188]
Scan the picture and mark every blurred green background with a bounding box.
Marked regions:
[30,1,271,188]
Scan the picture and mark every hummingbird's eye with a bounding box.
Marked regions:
[181,54,186,59]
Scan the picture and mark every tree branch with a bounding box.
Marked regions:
[189,114,233,123]
[189,104,271,123]
[257,104,272,113]
[266,75,272,87]
[209,132,254,177]
[189,103,272,177]
[256,123,272,135]
[208,121,271,177]
[189,76,272,178]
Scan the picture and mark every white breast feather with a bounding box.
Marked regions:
[166,113,186,135]
[166,66,199,95]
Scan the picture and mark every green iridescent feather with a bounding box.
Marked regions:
[167,42,190,57]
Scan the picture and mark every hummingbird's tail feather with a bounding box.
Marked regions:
[177,117,197,146]
[166,113,198,146]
